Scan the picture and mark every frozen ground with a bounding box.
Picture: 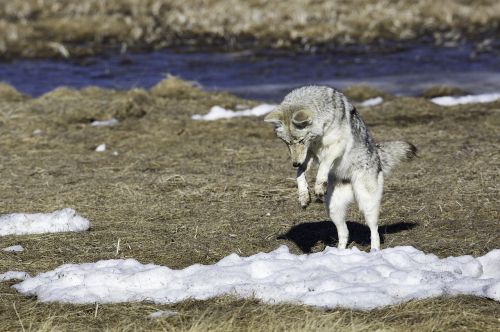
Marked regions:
[431,93,500,106]
[0,208,90,236]
[11,245,500,310]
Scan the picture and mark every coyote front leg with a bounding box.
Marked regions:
[297,157,313,208]
[314,143,345,200]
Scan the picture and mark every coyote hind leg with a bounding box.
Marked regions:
[325,181,354,249]
[353,172,384,250]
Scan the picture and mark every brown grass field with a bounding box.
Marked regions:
[1,0,499,58]
[0,78,499,331]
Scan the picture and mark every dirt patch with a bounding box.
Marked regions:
[0,82,498,330]
[0,0,499,58]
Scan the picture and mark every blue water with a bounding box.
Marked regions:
[0,44,499,101]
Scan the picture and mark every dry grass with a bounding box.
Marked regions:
[0,79,499,331]
[0,82,29,102]
[0,0,499,58]
[341,84,392,101]
[421,85,468,98]
[0,295,498,331]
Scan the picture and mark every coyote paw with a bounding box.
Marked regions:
[314,181,327,202]
[298,190,311,209]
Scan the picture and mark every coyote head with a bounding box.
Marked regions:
[264,106,314,167]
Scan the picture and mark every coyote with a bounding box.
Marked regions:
[265,86,416,250]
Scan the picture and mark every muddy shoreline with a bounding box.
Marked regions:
[2,42,500,103]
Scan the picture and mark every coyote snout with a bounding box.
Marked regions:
[289,144,308,167]
[264,108,314,168]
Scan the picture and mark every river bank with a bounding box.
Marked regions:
[1,0,499,59]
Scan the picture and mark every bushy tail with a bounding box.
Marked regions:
[377,141,417,175]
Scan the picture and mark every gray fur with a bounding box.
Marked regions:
[265,85,417,250]
[377,141,417,175]
[266,85,415,178]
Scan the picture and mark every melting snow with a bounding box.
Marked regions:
[10,245,500,310]
[0,271,30,282]
[95,143,106,152]
[431,93,500,106]
[3,245,24,252]
[192,98,387,120]
[359,97,384,107]
[192,104,276,120]
[91,118,119,127]
[0,208,90,236]
[148,310,178,319]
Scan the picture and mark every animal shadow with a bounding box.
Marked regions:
[278,220,417,253]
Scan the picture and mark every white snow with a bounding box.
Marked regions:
[91,118,119,127]
[0,271,30,281]
[0,208,90,236]
[192,104,276,121]
[95,143,106,152]
[11,245,500,310]
[431,93,500,106]
[3,245,24,252]
[148,310,178,319]
[359,97,384,107]
[192,99,386,120]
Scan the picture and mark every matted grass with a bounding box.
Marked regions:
[0,79,499,331]
[0,0,499,58]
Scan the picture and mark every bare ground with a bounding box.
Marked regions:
[0,79,499,331]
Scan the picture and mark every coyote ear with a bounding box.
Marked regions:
[264,108,284,127]
[292,109,312,128]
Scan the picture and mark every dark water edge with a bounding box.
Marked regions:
[0,42,499,102]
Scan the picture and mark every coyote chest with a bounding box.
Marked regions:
[314,124,353,181]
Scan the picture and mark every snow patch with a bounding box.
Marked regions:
[0,271,30,281]
[192,104,276,121]
[95,144,106,152]
[91,118,119,127]
[148,310,178,319]
[3,245,24,252]
[11,246,500,310]
[359,97,384,107]
[0,208,90,236]
[431,93,500,106]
